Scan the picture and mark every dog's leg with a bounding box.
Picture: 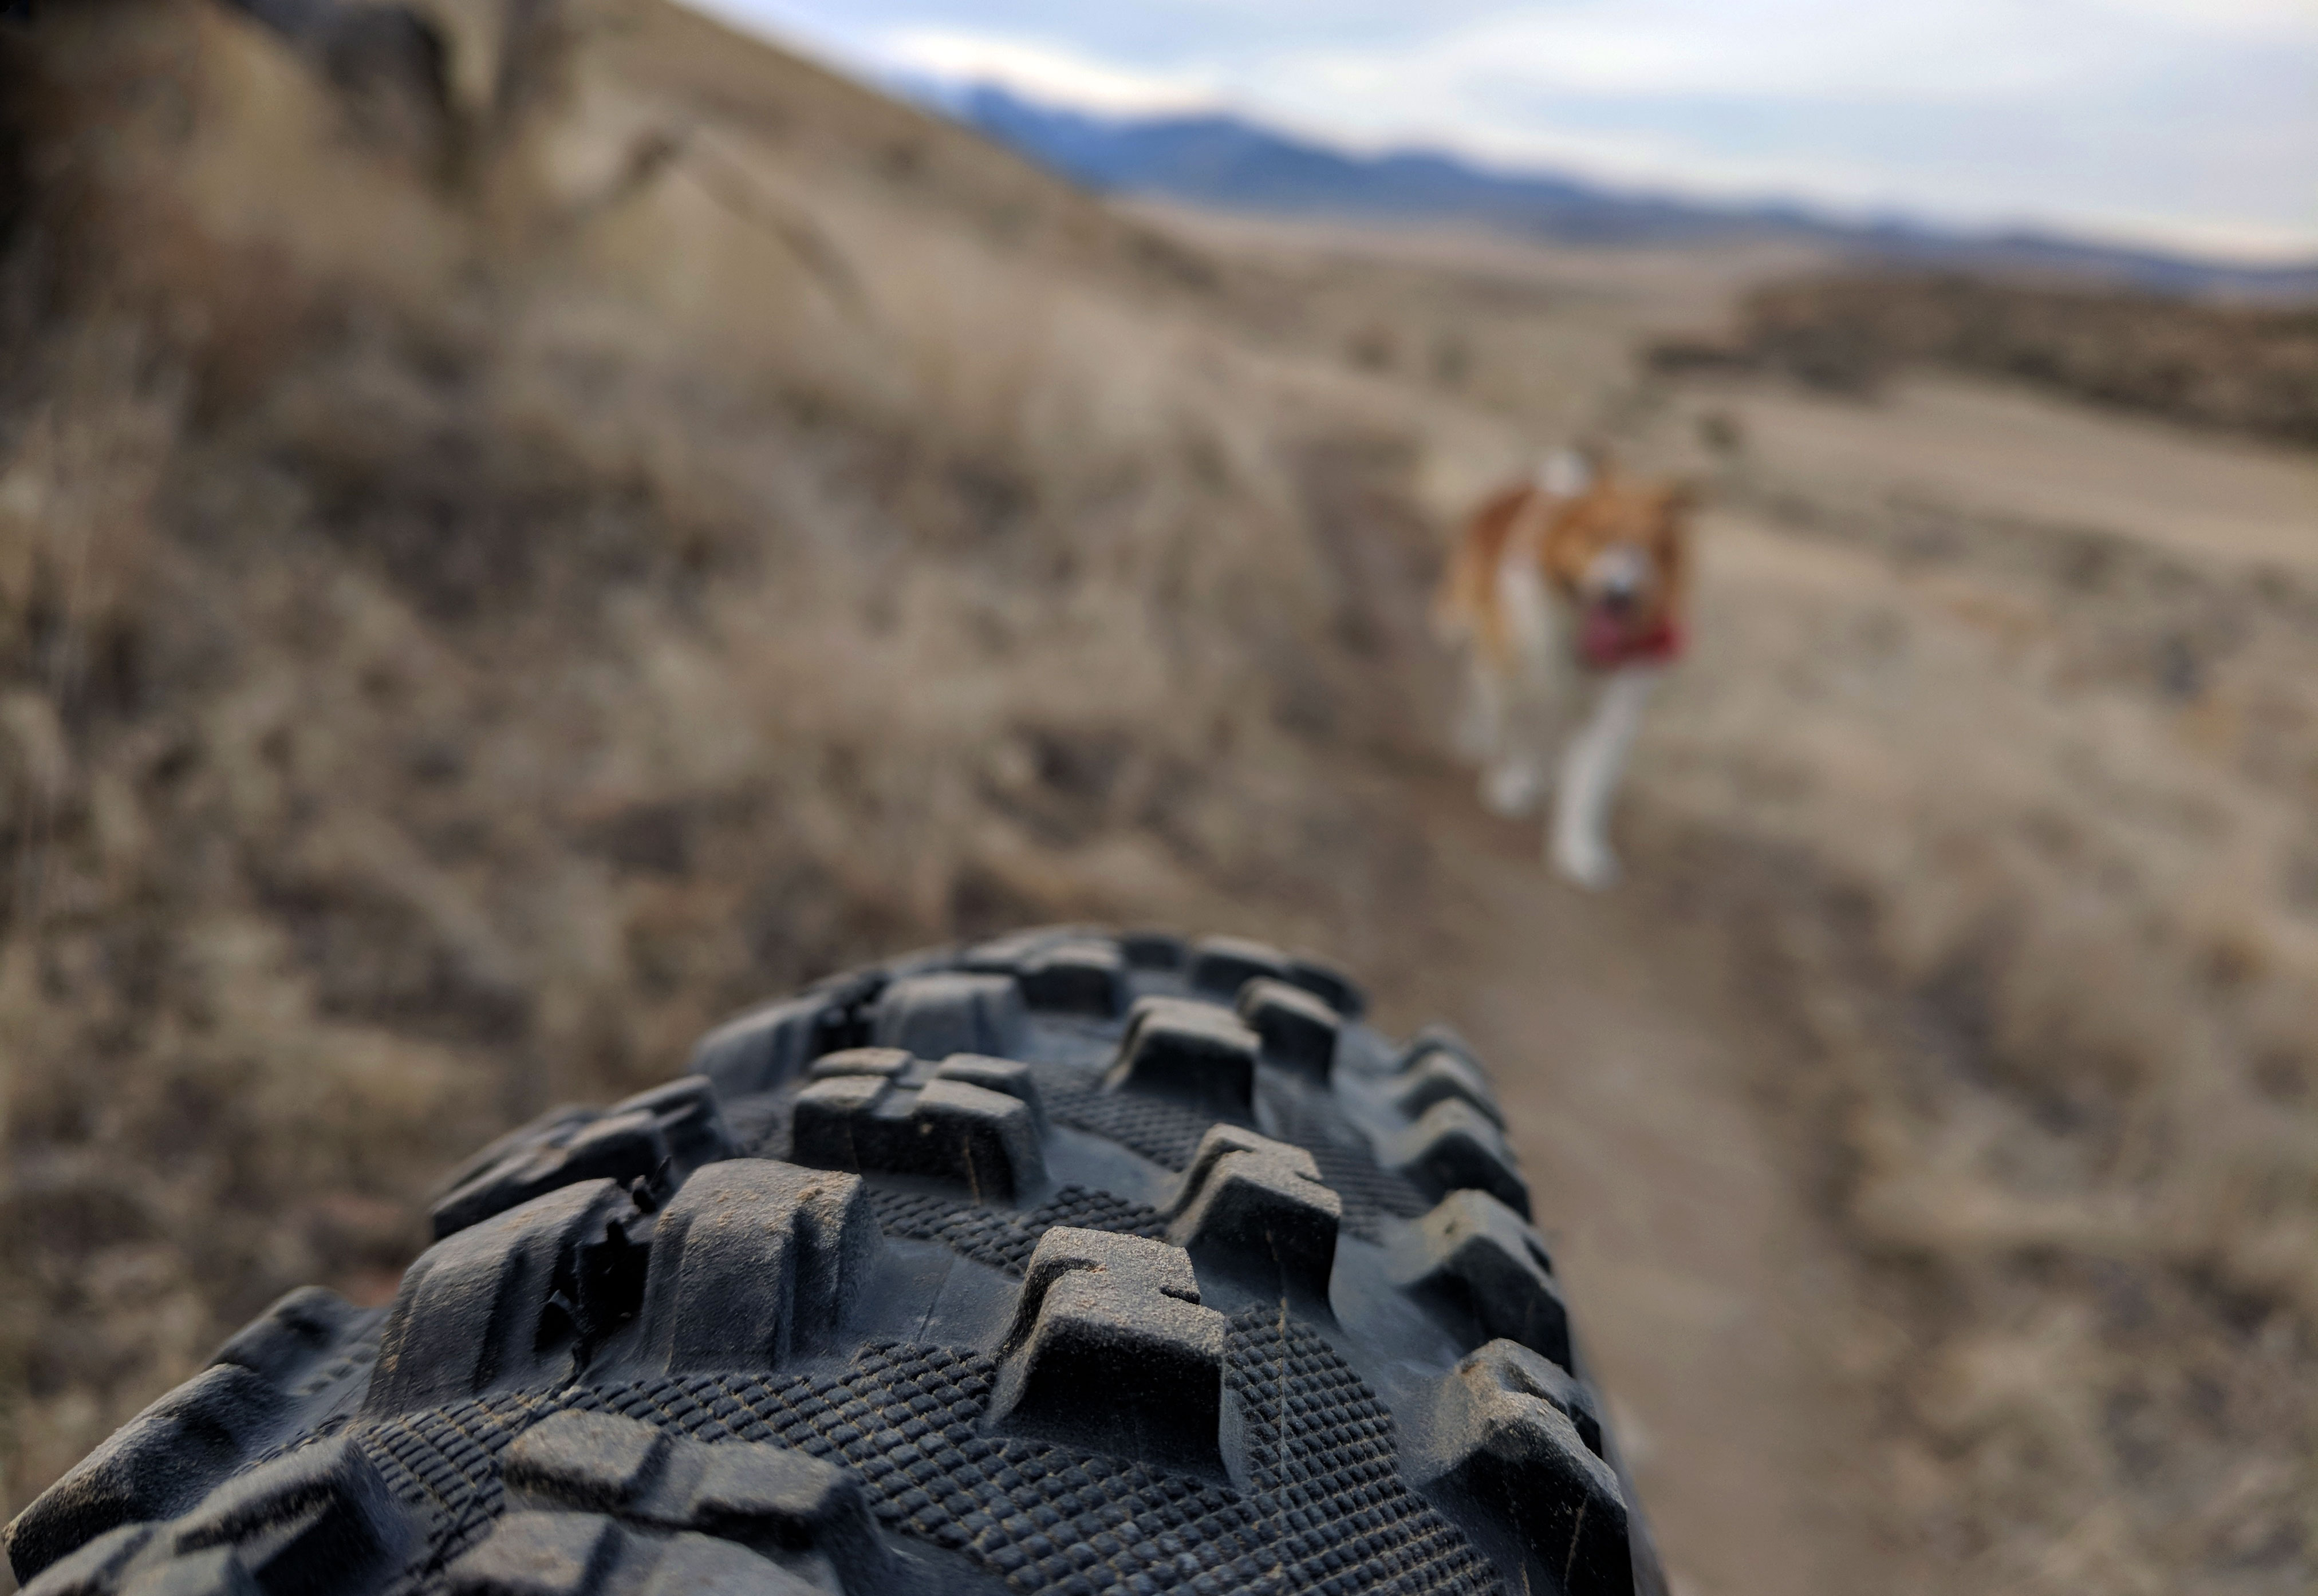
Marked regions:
[1483,751,1545,817]
[1551,666,1658,890]
[1453,652,1504,765]
[1480,547,1560,817]
[1460,657,1546,813]
[1478,658,1548,816]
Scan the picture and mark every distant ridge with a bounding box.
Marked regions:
[923,81,2318,300]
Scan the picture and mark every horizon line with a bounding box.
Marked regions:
[901,72,2318,276]
[672,0,2318,271]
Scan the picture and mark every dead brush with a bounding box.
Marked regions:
[0,0,1450,1527]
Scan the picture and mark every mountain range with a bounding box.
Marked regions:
[923,81,2318,299]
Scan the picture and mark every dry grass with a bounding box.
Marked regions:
[0,0,1453,1520]
[1652,269,2318,445]
[1610,369,2318,1591]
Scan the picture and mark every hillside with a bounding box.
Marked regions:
[4,5,2316,1596]
[0,0,1475,1533]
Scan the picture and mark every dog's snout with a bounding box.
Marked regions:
[1584,544,1651,608]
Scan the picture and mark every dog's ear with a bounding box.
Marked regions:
[1661,476,1704,515]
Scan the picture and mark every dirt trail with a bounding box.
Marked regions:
[1390,784,1891,1596]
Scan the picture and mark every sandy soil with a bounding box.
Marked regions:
[1702,372,2318,572]
[1393,787,1887,1596]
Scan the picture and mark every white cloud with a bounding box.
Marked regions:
[2096,0,2318,39]
[1348,2,2092,102]
[880,27,1221,113]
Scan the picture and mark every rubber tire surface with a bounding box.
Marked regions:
[5,927,1669,1596]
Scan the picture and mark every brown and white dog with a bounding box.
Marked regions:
[1433,450,1693,888]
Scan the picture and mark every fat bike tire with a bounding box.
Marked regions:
[6,927,1669,1596]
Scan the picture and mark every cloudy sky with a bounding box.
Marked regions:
[691,0,2318,260]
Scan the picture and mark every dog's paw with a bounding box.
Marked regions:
[1481,764,1543,817]
[1552,839,1621,891]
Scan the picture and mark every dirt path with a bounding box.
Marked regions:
[1386,784,1892,1596]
